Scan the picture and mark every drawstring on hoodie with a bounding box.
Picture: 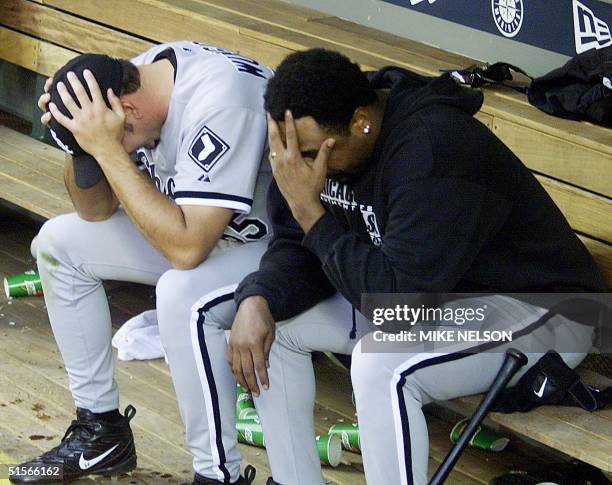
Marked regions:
[350,307,357,340]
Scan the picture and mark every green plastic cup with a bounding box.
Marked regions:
[236,384,256,420]
[235,418,342,468]
[316,434,343,467]
[4,270,43,298]
[236,419,265,448]
[450,418,509,452]
[328,422,360,453]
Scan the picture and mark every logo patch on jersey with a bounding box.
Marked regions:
[188,126,230,175]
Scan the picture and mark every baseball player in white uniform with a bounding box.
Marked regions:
[10,42,272,485]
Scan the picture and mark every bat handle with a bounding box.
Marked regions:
[429,348,528,485]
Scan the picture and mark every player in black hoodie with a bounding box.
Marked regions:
[226,49,605,485]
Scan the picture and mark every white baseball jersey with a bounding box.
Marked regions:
[131,41,273,242]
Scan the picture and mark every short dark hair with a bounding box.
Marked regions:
[264,49,377,133]
[118,59,141,95]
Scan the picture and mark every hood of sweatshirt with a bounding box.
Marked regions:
[366,66,484,119]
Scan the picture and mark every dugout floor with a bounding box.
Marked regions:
[0,206,550,485]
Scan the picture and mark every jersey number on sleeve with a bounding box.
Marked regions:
[224,214,269,242]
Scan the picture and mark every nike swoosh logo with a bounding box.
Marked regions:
[79,444,119,470]
[534,377,548,398]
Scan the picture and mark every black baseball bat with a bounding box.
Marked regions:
[428,348,528,485]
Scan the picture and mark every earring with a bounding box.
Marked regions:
[363,124,371,134]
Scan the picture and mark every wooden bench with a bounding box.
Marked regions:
[1,0,611,478]
[450,370,612,474]
[0,126,71,219]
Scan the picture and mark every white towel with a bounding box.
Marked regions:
[112,309,166,361]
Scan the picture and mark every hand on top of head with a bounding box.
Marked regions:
[43,54,125,159]
[38,76,54,127]
[48,70,126,159]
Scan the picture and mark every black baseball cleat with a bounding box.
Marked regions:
[188,464,257,485]
[9,405,137,483]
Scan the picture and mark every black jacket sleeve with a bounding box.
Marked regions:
[234,181,336,321]
[301,176,511,310]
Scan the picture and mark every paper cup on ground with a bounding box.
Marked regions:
[450,418,509,452]
[241,409,260,422]
[4,270,43,298]
[329,422,360,453]
[236,384,256,419]
[316,434,343,467]
[236,419,265,448]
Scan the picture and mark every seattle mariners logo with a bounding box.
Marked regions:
[492,0,523,38]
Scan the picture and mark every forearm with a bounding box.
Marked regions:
[236,266,336,321]
[96,149,215,268]
[64,155,119,221]
[235,237,337,321]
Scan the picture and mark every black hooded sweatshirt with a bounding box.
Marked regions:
[235,67,606,322]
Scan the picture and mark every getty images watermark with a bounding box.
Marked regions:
[360,293,612,353]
